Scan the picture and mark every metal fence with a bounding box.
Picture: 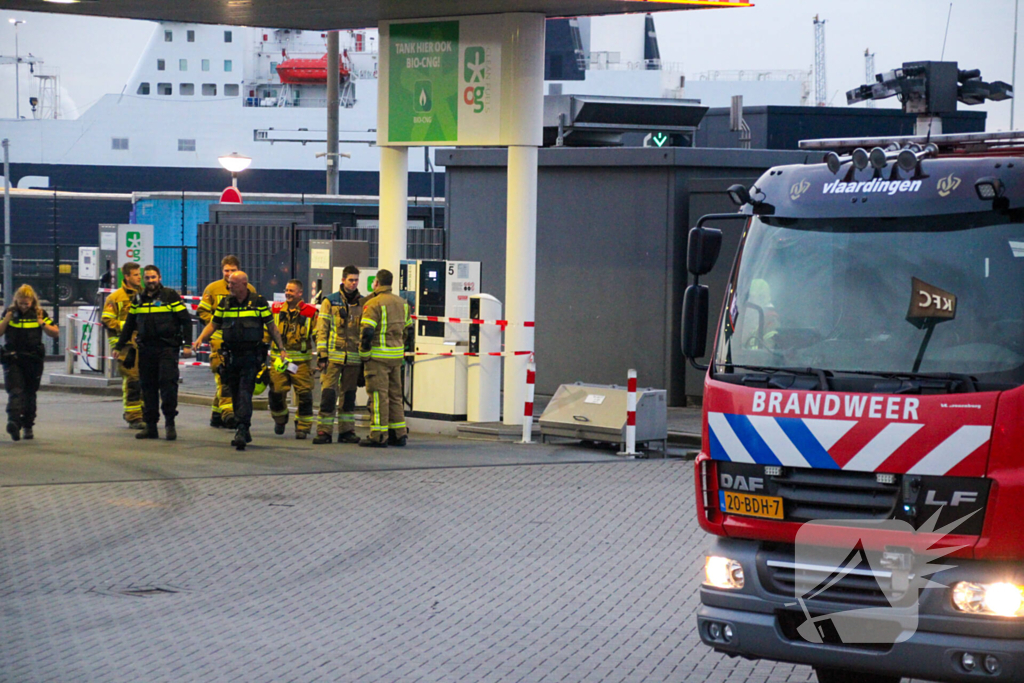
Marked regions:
[0,243,90,306]
[154,246,198,294]
[336,225,446,265]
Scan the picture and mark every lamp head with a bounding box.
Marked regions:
[218,152,252,174]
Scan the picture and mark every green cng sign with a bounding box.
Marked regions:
[378,14,543,147]
[387,21,460,143]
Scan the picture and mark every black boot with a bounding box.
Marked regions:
[223,414,237,430]
[210,413,224,428]
[337,431,361,444]
[274,421,286,435]
[22,426,34,440]
[359,437,387,448]
[312,432,333,445]
[136,424,159,439]
[165,422,177,441]
[387,434,407,447]
[7,421,20,442]
[231,427,247,450]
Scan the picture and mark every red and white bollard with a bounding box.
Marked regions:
[619,368,638,456]
[521,360,536,444]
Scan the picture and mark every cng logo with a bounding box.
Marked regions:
[937,173,961,197]
[463,46,487,113]
[125,230,142,261]
[414,80,432,113]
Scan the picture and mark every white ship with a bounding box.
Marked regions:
[0,14,807,198]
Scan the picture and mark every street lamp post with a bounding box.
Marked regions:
[9,19,25,119]
[217,152,252,189]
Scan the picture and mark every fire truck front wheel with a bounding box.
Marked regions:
[813,667,900,683]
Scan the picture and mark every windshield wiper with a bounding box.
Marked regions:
[832,369,978,394]
[720,364,832,391]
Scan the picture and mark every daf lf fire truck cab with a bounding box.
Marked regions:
[683,128,1024,683]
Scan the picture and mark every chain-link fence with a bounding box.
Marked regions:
[154,246,198,294]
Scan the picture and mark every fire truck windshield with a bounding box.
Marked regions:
[714,213,1024,388]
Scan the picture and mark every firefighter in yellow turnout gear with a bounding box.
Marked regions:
[268,280,318,438]
[101,262,144,428]
[313,265,366,444]
[198,255,256,428]
[359,269,413,448]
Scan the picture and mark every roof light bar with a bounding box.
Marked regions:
[800,130,1024,154]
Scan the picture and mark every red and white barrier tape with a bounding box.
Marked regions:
[406,350,532,358]
[65,313,105,326]
[620,369,638,456]
[411,315,534,329]
[65,346,210,367]
[521,361,537,444]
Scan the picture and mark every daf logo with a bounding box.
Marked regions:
[924,490,978,507]
[937,173,962,197]
[790,180,810,201]
[719,473,764,492]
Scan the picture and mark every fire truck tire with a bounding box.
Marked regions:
[813,668,901,683]
[56,278,77,306]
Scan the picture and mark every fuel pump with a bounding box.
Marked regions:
[400,259,482,420]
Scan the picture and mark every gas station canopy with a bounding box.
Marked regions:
[0,0,749,30]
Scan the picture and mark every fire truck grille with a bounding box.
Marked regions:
[760,556,899,607]
[774,468,899,522]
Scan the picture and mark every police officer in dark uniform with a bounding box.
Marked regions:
[0,284,60,441]
[114,265,194,441]
[195,271,287,450]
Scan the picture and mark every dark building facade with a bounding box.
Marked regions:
[439,146,809,406]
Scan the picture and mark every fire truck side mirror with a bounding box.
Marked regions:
[687,226,723,276]
[681,284,709,359]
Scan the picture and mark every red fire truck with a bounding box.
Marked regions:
[683,128,1024,682]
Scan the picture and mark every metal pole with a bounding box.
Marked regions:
[181,190,187,293]
[1013,0,1020,129]
[13,24,20,120]
[502,145,538,425]
[378,146,408,273]
[52,188,59,355]
[3,139,11,306]
[326,31,340,195]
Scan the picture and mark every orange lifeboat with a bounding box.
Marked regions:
[276,54,350,84]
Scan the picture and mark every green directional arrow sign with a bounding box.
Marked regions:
[651,132,670,148]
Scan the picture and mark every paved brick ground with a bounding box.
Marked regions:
[0,395,937,683]
[1,462,813,683]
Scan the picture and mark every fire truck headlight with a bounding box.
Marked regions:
[952,581,1024,617]
[704,556,745,590]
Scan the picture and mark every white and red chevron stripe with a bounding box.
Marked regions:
[708,412,992,476]
[703,384,999,477]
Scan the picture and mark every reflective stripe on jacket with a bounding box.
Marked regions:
[214,293,273,351]
[316,289,365,365]
[360,286,411,364]
[271,301,317,361]
[199,279,256,341]
[101,284,138,348]
[4,309,53,355]
[117,286,192,349]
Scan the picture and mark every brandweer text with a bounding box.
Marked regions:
[751,391,920,420]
